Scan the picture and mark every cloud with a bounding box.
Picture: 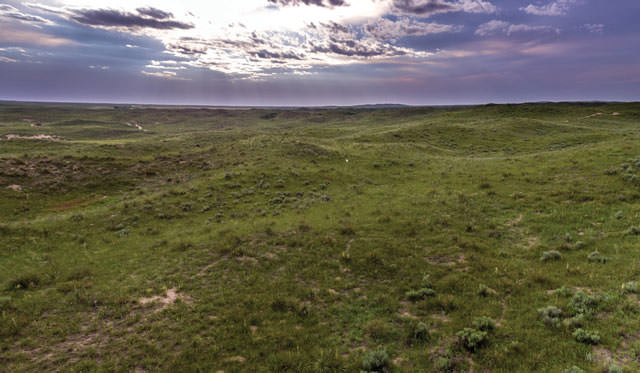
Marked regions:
[475,20,559,36]
[391,0,496,16]
[267,0,348,7]
[366,18,462,40]
[69,8,193,30]
[141,70,190,80]
[163,20,431,79]
[0,56,18,63]
[0,3,54,25]
[520,0,579,16]
[0,27,74,46]
[89,65,110,70]
[135,7,173,19]
[583,23,604,34]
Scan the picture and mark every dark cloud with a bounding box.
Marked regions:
[267,0,348,8]
[136,7,173,20]
[392,0,456,15]
[312,40,405,57]
[252,49,304,60]
[70,8,193,30]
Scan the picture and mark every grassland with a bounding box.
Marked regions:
[1,101,640,372]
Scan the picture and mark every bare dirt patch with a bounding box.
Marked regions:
[4,134,61,141]
[584,113,603,119]
[506,214,523,227]
[7,184,22,192]
[138,288,192,312]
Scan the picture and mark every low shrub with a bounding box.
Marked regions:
[608,364,623,373]
[477,284,493,297]
[7,273,43,290]
[472,316,495,332]
[569,291,602,316]
[456,328,488,351]
[626,226,640,235]
[541,250,562,261]
[538,306,563,326]
[572,328,600,344]
[622,281,639,294]
[409,322,430,343]
[406,288,435,301]
[361,348,390,372]
[562,314,585,329]
[587,251,610,263]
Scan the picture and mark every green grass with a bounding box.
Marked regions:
[1,101,640,371]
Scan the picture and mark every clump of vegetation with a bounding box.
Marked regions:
[540,250,562,261]
[622,281,639,294]
[477,284,494,297]
[587,250,610,263]
[408,322,430,344]
[456,328,489,352]
[572,328,600,344]
[562,314,585,329]
[7,273,43,290]
[625,226,640,235]
[568,291,603,316]
[608,364,623,373]
[406,287,435,301]
[472,316,495,331]
[406,275,436,301]
[360,348,390,372]
[538,306,563,326]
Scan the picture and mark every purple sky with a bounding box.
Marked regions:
[0,0,638,106]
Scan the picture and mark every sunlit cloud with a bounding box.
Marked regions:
[520,0,579,16]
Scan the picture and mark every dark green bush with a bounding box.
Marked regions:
[409,322,430,343]
[361,348,390,372]
[406,288,435,301]
[456,328,488,351]
[473,316,495,331]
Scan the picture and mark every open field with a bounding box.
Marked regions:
[2,102,640,372]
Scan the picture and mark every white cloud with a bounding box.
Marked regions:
[0,3,55,26]
[476,20,560,36]
[141,70,190,80]
[520,0,579,16]
[22,1,484,79]
[366,18,463,40]
[0,56,18,63]
[583,23,604,34]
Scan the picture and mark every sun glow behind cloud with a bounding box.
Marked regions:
[1,0,637,105]
[23,0,493,78]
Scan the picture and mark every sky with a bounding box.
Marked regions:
[0,0,638,106]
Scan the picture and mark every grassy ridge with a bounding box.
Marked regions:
[1,102,640,372]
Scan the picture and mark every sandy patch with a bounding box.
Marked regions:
[224,356,246,363]
[7,184,22,192]
[506,214,523,227]
[4,134,61,141]
[138,288,192,312]
[584,113,603,119]
[126,122,146,131]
